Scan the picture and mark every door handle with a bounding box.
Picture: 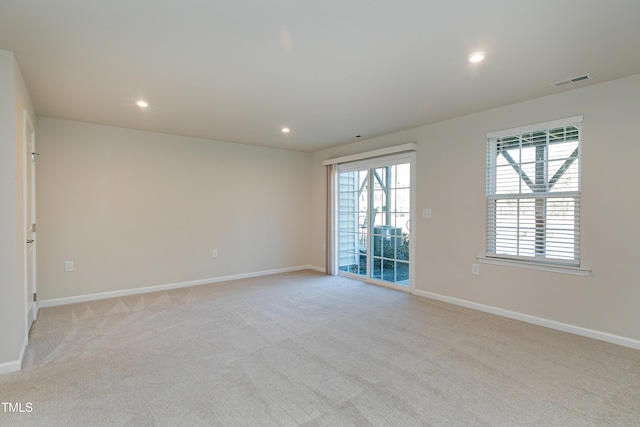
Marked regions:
[27,239,34,244]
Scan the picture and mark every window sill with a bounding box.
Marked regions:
[477,257,591,276]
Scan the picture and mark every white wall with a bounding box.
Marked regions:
[36,118,313,300]
[311,74,640,343]
[0,50,35,370]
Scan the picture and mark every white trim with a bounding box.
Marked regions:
[0,360,22,375]
[477,256,591,276]
[337,152,415,173]
[487,115,583,139]
[22,110,28,338]
[368,278,412,293]
[0,338,28,375]
[19,335,27,365]
[341,271,412,293]
[322,143,417,166]
[409,151,417,294]
[27,301,36,328]
[307,265,326,273]
[40,265,324,308]
[412,290,640,350]
[326,163,338,276]
[23,110,37,339]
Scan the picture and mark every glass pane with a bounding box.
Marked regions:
[357,170,368,189]
[495,163,521,194]
[546,198,576,260]
[549,140,578,161]
[391,212,411,234]
[520,162,537,193]
[520,145,536,164]
[497,145,520,164]
[394,189,410,213]
[372,167,387,190]
[358,227,368,252]
[371,257,382,280]
[397,236,409,261]
[382,259,395,282]
[396,261,409,284]
[550,161,579,192]
[338,170,368,275]
[395,163,410,188]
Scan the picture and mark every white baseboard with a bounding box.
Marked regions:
[412,289,640,351]
[40,265,325,308]
[307,265,326,273]
[0,337,27,375]
[0,360,21,375]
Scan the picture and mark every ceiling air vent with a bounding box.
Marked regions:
[551,74,591,88]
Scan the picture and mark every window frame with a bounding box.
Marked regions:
[485,116,585,271]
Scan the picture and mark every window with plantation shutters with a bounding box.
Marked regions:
[486,116,582,266]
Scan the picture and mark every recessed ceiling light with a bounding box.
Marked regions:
[281,127,290,133]
[136,100,149,108]
[468,52,486,63]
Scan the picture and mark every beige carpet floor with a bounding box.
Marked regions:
[1,270,639,426]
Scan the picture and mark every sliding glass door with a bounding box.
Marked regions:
[337,154,414,290]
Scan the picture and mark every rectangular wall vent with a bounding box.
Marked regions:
[551,74,591,88]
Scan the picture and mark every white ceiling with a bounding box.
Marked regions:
[1,1,640,152]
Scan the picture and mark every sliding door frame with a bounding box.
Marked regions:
[335,151,416,293]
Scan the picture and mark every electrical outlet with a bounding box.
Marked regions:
[212,249,219,258]
[422,208,432,219]
[472,263,480,275]
[65,261,74,272]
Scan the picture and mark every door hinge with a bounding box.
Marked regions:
[33,293,37,302]
[32,223,36,232]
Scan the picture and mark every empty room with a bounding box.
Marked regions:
[1,1,639,425]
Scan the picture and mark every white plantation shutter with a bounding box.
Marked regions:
[486,116,582,266]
